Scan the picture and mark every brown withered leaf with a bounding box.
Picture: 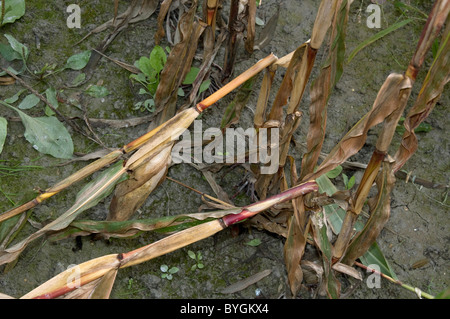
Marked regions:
[342,159,396,265]
[253,67,275,128]
[108,143,173,221]
[331,262,362,281]
[394,22,450,172]
[0,76,15,85]
[304,73,412,183]
[249,214,287,238]
[408,0,450,72]
[299,0,349,180]
[284,202,308,296]
[220,269,272,294]
[245,0,256,54]
[155,0,173,44]
[108,1,206,222]
[310,0,337,50]
[61,268,118,299]
[79,0,158,42]
[253,5,279,51]
[310,209,340,299]
[153,2,205,119]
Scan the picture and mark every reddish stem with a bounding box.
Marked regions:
[222,181,318,226]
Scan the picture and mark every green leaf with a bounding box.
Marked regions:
[160,264,168,272]
[0,0,25,26]
[347,175,355,189]
[199,79,211,94]
[246,238,262,247]
[64,50,91,70]
[0,99,73,159]
[0,117,7,155]
[255,17,265,26]
[149,45,167,73]
[325,165,343,179]
[347,19,412,64]
[188,250,196,260]
[0,42,21,61]
[197,263,204,269]
[130,72,148,85]
[435,288,450,299]
[4,33,28,61]
[8,106,73,159]
[18,94,40,110]
[359,241,398,280]
[431,38,440,59]
[4,89,25,103]
[44,87,59,116]
[85,85,110,98]
[342,173,348,188]
[71,73,86,87]
[169,267,179,274]
[190,264,197,271]
[143,99,155,112]
[136,56,154,78]
[183,67,200,85]
[74,161,127,214]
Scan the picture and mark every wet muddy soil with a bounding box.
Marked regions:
[0,0,448,299]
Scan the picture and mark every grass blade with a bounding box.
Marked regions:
[347,19,412,64]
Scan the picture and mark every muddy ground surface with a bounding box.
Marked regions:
[0,0,448,300]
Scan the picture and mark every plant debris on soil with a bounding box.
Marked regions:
[0,0,448,300]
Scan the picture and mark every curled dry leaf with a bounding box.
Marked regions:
[220,269,272,294]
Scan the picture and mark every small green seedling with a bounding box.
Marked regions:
[130,45,168,112]
[325,165,355,190]
[342,173,356,190]
[188,250,204,271]
[130,45,210,112]
[160,264,179,280]
[246,238,262,247]
[127,278,134,290]
[396,116,432,135]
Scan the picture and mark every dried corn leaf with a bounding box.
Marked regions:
[283,204,307,296]
[155,0,173,44]
[51,208,243,240]
[408,0,450,72]
[331,262,362,280]
[342,160,396,265]
[254,67,275,128]
[305,73,412,183]
[154,2,205,119]
[394,22,450,172]
[311,209,340,299]
[220,269,272,294]
[0,162,127,266]
[61,268,118,299]
[245,0,256,54]
[299,0,349,180]
[21,253,121,299]
[310,0,337,50]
